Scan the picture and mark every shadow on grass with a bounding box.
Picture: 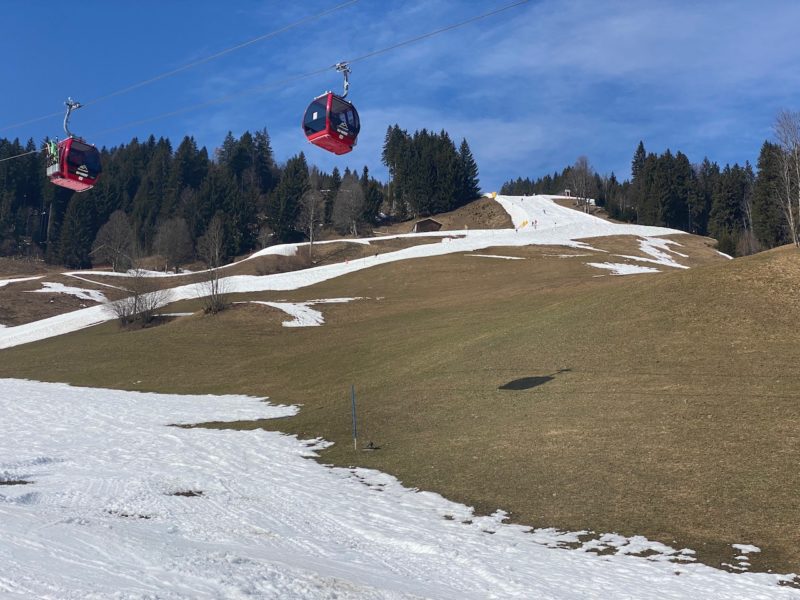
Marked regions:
[499,368,571,391]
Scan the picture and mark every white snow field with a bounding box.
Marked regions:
[0,195,691,350]
[1,379,797,599]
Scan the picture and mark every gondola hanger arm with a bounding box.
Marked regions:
[334,62,350,98]
[63,98,83,138]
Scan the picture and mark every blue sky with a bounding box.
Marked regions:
[3,1,799,191]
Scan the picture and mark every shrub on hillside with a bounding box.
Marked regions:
[108,269,170,326]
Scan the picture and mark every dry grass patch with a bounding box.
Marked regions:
[379,197,513,235]
[1,286,90,326]
[0,257,57,278]
[0,272,128,326]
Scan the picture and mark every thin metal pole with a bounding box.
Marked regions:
[351,384,358,451]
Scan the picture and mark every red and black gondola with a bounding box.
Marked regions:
[302,91,360,155]
[46,98,101,192]
[46,137,102,193]
[302,63,360,155]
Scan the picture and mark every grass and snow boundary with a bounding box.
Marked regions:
[1,378,796,599]
[0,196,690,350]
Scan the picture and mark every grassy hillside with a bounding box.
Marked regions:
[2,234,798,573]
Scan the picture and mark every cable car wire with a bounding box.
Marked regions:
[0,149,39,163]
[0,0,360,134]
[80,0,360,110]
[342,0,529,66]
[92,68,334,136]
[89,0,531,138]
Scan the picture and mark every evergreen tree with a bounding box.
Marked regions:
[267,153,308,242]
[629,141,647,217]
[665,151,693,230]
[631,141,646,180]
[637,153,659,224]
[688,158,718,235]
[457,138,481,205]
[359,166,384,224]
[216,131,237,166]
[253,128,277,195]
[709,164,750,255]
[324,166,342,224]
[132,138,172,251]
[59,195,96,268]
[752,141,788,248]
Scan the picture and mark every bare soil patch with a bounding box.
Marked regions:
[170,490,204,497]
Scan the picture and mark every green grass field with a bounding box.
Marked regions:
[2,235,799,573]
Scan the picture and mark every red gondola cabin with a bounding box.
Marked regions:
[302,92,360,155]
[47,137,101,193]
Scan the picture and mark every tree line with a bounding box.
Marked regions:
[0,130,389,269]
[382,125,480,219]
[0,123,482,269]
[501,110,800,257]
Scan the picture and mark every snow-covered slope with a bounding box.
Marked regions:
[0,196,690,351]
[1,379,795,599]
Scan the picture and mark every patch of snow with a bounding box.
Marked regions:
[251,244,300,257]
[637,237,690,268]
[546,253,595,258]
[718,251,734,260]
[157,312,195,317]
[246,298,361,327]
[26,282,107,303]
[66,268,182,278]
[0,379,797,599]
[0,305,110,350]
[469,254,525,260]
[65,273,130,291]
[132,269,182,277]
[0,275,43,288]
[587,263,661,275]
[66,269,191,279]
[580,533,684,561]
[733,544,761,554]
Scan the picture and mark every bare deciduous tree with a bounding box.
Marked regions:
[92,210,134,272]
[332,175,364,236]
[256,221,274,249]
[108,268,170,326]
[774,110,800,247]
[298,167,325,260]
[196,214,228,314]
[199,269,228,314]
[569,156,596,213]
[197,214,226,268]
[153,217,193,272]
